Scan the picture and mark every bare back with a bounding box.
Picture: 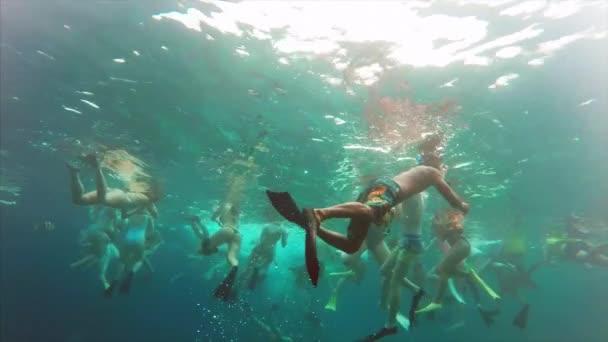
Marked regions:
[392,166,440,201]
[392,165,464,211]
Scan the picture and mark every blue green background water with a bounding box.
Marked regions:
[1,1,607,341]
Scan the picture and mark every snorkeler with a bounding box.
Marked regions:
[267,156,468,286]
[190,175,246,300]
[240,224,288,290]
[267,136,468,286]
[104,211,156,296]
[544,236,608,267]
[360,193,426,341]
[416,209,500,322]
[325,199,400,312]
[67,154,159,219]
[70,207,121,292]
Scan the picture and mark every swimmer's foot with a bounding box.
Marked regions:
[324,290,338,311]
[103,281,117,298]
[408,288,425,327]
[358,326,398,342]
[478,306,500,327]
[79,153,99,167]
[65,160,80,172]
[512,304,529,330]
[302,208,320,234]
[214,266,238,301]
[416,302,442,314]
[119,271,134,294]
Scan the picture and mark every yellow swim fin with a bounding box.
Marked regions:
[325,290,338,311]
[470,269,501,300]
[416,302,442,314]
[329,270,354,278]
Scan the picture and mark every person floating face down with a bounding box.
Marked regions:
[544,236,608,267]
[67,153,160,219]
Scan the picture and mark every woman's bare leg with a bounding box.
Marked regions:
[227,235,242,267]
[370,241,390,266]
[387,253,421,326]
[434,239,470,303]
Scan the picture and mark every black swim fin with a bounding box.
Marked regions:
[513,304,529,330]
[248,267,260,290]
[103,281,117,298]
[266,191,320,287]
[357,326,398,342]
[408,288,425,328]
[214,266,238,301]
[119,271,134,294]
[478,307,500,327]
[265,191,306,227]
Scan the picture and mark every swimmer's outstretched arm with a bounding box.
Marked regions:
[432,173,469,213]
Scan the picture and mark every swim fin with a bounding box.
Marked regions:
[119,271,134,294]
[302,208,320,287]
[266,191,320,286]
[265,191,306,227]
[248,267,260,290]
[513,304,529,330]
[103,281,117,298]
[478,306,500,327]
[324,290,338,311]
[357,326,398,342]
[214,266,238,301]
[396,313,410,331]
[408,288,425,327]
[470,268,501,300]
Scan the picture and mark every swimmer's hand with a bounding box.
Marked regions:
[460,202,470,214]
[190,215,201,224]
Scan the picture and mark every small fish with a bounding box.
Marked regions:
[36,50,55,60]
[80,99,99,109]
[577,99,596,107]
[62,105,82,115]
